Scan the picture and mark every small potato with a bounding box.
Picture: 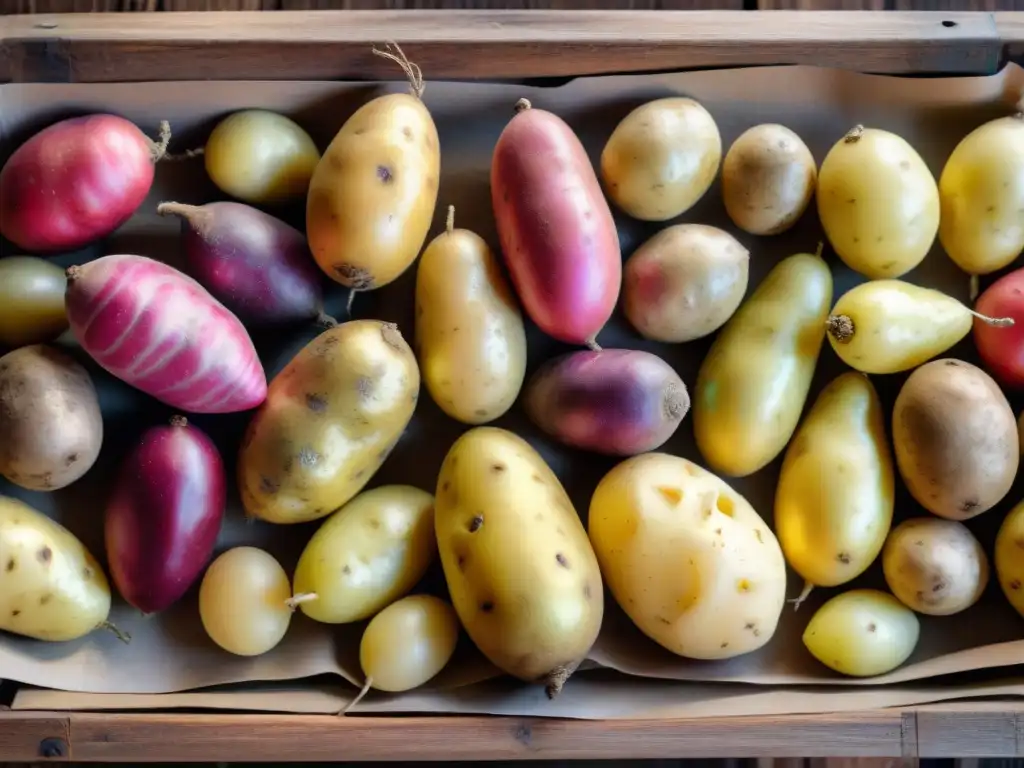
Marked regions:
[882,518,988,616]
[601,97,721,222]
[204,109,321,205]
[0,256,68,348]
[893,359,1017,520]
[358,594,460,693]
[292,485,436,624]
[435,427,603,697]
[238,320,420,524]
[623,224,749,343]
[996,500,1024,617]
[414,206,527,424]
[803,589,920,677]
[0,495,112,641]
[589,453,787,660]
[0,345,103,491]
[722,123,817,236]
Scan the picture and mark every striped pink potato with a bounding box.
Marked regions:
[65,254,267,413]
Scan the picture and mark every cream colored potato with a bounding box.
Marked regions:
[722,123,817,236]
[415,207,527,424]
[882,518,988,616]
[600,97,721,221]
[292,485,436,624]
[588,453,787,660]
[995,500,1024,618]
[623,224,749,343]
[803,589,919,677]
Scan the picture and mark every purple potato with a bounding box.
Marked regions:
[524,349,689,456]
[105,415,226,613]
[158,200,324,326]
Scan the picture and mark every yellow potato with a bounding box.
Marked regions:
[893,359,1017,521]
[623,224,749,343]
[600,97,721,222]
[0,496,112,641]
[817,125,939,279]
[940,113,1024,276]
[883,518,988,616]
[826,280,1010,374]
[292,485,436,624]
[693,250,832,477]
[995,500,1024,618]
[435,427,603,697]
[358,594,460,693]
[775,372,894,599]
[589,453,786,660]
[238,320,420,524]
[414,206,527,424]
[0,256,68,348]
[722,123,817,236]
[307,72,439,292]
[199,547,294,657]
[204,109,320,205]
[803,589,919,677]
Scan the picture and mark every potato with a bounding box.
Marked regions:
[0,496,112,641]
[292,485,436,624]
[414,206,527,424]
[893,359,1017,520]
[435,427,603,697]
[817,125,939,279]
[0,256,68,348]
[307,57,439,293]
[0,345,103,491]
[939,113,1024,277]
[995,500,1024,618]
[623,224,749,343]
[882,518,988,616]
[238,320,420,524]
[600,97,721,222]
[722,123,816,236]
[204,109,321,205]
[775,372,894,599]
[803,589,920,677]
[589,453,786,660]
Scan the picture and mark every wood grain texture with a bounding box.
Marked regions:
[0,10,1003,82]
[0,713,70,762]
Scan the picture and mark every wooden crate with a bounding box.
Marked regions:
[3,9,1024,760]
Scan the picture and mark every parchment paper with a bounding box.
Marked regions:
[4,60,1024,715]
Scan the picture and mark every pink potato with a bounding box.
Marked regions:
[974,267,1024,389]
[65,254,267,413]
[0,114,168,253]
[491,99,621,347]
[106,416,225,613]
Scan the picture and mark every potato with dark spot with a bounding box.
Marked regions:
[0,496,112,641]
[238,320,420,524]
[0,344,102,491]
[435,427,603,698]
[893,359,1017,520]
[883,517,988,616]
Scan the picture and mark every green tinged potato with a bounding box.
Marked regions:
[435,427,603,697]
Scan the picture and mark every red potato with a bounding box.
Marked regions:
[0,115,169,253]
[106,416,225,613]
[974,267,1024,388]
[491,99,621,348]
[65,254,267,413]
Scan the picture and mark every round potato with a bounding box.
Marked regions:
[0,256,68,349]
[0,345,103,491]
[589,452,787,660]
[238,320,420,524]
[995,500,1024,618]
[722,123,816,235]
[893,359,1017,520]
[623,224,749,343]
[882,518,988,616]
[803,589,920,677]
[600,97,721,222]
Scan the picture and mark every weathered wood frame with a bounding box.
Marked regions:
[3,9,1024,760]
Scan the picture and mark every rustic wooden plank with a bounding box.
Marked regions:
[758,1,885,9]
[916,710,1021,758]
[0,712,71,762]
[761,1,1022,7]
[275,1,743,9]
[0,10,1002,82]
[994,11,1024,63]
[67,710,907,761]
